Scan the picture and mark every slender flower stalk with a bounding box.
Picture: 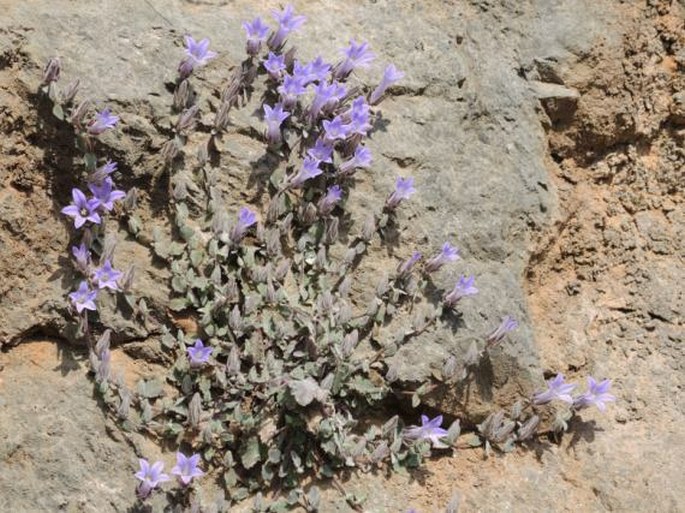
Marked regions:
[443,275,478,307]
[385,176,416,209]
[369,64,404,105]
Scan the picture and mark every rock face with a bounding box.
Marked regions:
[1,0,683,512]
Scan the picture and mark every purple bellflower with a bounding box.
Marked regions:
[277,74,307,109]
[443,275,478,307]
[269,4,306,49]
[230,207,258,243]
[318,185,343,215]
[573,377,616,412]
[69,281,98,314]
[307,138,334,163]
[87,108,119,136]
[322,115,351,143]
[403,415,449,449]
[72,243,90,273]
[339,145,372,175]
[532,373,577,405]
[135,459,170,500]
[369,64,405,105]
[243,17,270,56]
[89,177,126,212]
[61,188,101,229]
[334,40,375,80]
[92,259,123,291]
[263,103,290,146]
[486,315,519,348]
[263,52,286,80]
[171,452,204,486]
[385,176,416,209]
[425,242,460,273]
[88,159,118,185]
[305,56,331,83]
[179,36,217,78]
[187,339,213,367]
[293,60,315,85]
[308,81,346,121]
[397,251,422,277]
[290,156,323,188]
[346,96,372,136]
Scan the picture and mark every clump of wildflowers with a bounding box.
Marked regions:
[38,4,617,507]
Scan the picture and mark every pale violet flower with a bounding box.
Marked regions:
[334,40,375,79]
[443,275,478,307]
[532,373,576,405]
[486,315,518,347]
[171,452,204,485]
[263,52,286,80]
[87,108,119,136]
[385,176,416,209]
[179,36,217,78]
[425,242,460,273]
[370,64,405,105]
[69,281,97,313]
[61,188,101,228]
[135,459,170,500]
[573,377,616,412]
[243,17,270,56]
[403,415,449,449]
[92,259,123,291]
[269,4,306,49]
[290,156,322,188]
[89,177,126,212]
[322,115,351,143]
[339,145,372,175]
[230,207,258,243]
[186,339,213,367]
[318,185,343,215]
[263,103,290,146]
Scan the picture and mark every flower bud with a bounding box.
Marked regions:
[42,57,61,85]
